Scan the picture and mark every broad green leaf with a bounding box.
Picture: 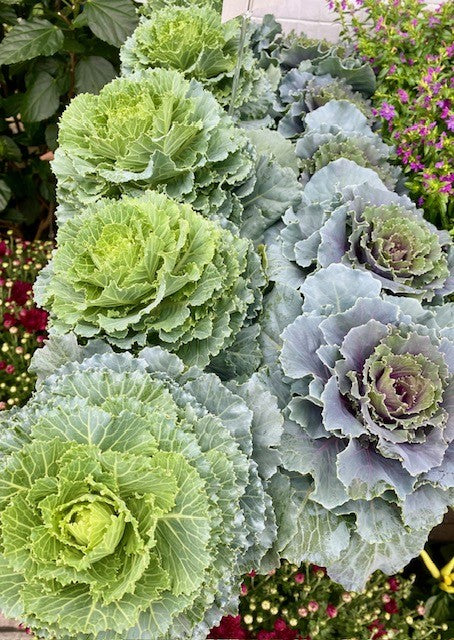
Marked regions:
[328,527,429,591]
[280,431,349,509]
[154,451,212,596]
[0,6,17,25]
[283,486,351,569]
[84,0,138,47]
[22,71,60,122]
[75,56,116,95]
[0,135,21,162]
[0,178,12,211]
[0,556,25,620]
[0,18,64,65]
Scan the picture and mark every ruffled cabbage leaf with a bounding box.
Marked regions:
[0,342,283,639]
[35,191,267,375]
[52,68,301,242]
[273,161,453,302]
[265,264,453,590]
[121,6,275,122]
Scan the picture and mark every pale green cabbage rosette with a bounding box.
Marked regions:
[0,341,283,639]
[52,67,301,241]
[34,191,266,374]
[120,5,274,121]
[51,68,255,227]
[270,160,453,302]
[262,264,454,591]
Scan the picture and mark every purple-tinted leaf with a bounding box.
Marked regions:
[280,431,349,509]
[377,426,448,476]
[339,319,389,372]
[320,296,398,346]
[301,264,381,315]
[321,375,365,438]
[336,439,415,500]
[317,206,348,267]
[281,315,329,380]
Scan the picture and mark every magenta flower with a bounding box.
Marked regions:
[397,89,409,103]
[379,102,396,121]
[326,604,338,619]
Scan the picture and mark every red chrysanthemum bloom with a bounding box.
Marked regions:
[387,577,400,592]
[3,313,17,329]
[209,615,248,639]
[18,308,48,333]
[326,603,338,619]
[9,280,33,306]
[384,598,399,615]
[311,565,326,575]
[367,619,388,639]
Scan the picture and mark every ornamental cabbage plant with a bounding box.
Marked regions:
[295,101,400,189]
[0,342,282,639]
[35,191,265,372]
[52,67,301,240]
[277,63,375,138]
[279,176,454,302]
[120,6,274,121]
[268,264,453,590]
[52,68,253,226]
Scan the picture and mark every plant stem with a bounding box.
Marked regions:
[228,0,254,118]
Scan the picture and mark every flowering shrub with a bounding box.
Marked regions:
[0,342,282,640]
[0,232,52,410]
[261,263,453,589]
[36,191,265,372]
[210,562,447,639]
[121,5,274,121]
[331,0,454,231]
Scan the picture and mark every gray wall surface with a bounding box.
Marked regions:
[222,0,444,41]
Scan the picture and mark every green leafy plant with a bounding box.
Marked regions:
[0,0,140,232]
[0,340,282,639]
[260,262,453,590]
[52,67,302,240]
[121,5,274,121]
[294,101,400,189]
[35,191,265,372]
[277,167,453,301]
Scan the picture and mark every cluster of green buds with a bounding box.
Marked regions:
[0,231,53,409]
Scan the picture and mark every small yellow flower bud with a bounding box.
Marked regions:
[243,614,253,625]
[261,601,270,611]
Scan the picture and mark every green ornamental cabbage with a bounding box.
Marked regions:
[52,68,301,240]
[0,342,282,639]
[35,191,265,369]
[52,68,254,227]
[120,6,274,120]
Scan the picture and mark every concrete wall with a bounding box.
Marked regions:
[222,0,444,41]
